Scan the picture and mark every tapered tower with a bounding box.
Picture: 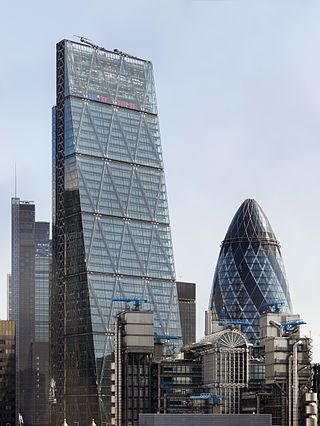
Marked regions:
[51,39,182,425]
[209,199,293,344]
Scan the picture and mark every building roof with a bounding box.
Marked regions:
[223,199,278,246]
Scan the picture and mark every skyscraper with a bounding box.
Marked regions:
[0,320,16,425]
[208,199,293,344]
[7,273,12,320]
[176,281,196,345]
[34,222,51,425]
[11,198,50,425]
[51,39,182,425]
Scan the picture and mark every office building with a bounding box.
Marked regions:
[242,310,315,425]
[7,274,12,320]
[152,357,203,415]
[11,198,50,425]
[51,39,182,425]
[113,309,154,426]
[33,222,51,425]
[176,281,196,346]
[208,199,293,344]
[259,311,313,425]
[0,320,16,426]
[182,328,250,414]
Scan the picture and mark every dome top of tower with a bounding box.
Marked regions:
[223,198,278,246]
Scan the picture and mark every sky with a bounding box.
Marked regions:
[1,0,320,360]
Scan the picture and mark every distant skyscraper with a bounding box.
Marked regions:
[7,273,12,320]
[0,320,16,425]
[176,281,196,345]
[11,198,50,426]
[209,199,293,343]
[51,39,182,425]
[34,222,51,425]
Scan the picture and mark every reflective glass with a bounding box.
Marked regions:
[209,199,293,344]
[59,40,182,424]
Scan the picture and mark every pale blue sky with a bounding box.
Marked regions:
[1,0,320,359]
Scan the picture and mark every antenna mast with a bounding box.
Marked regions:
[15,162,17,198]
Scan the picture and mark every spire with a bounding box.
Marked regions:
[14,162,17,198]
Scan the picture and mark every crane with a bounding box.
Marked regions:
[73,35,100,49]
[189,393,226,405]
[218,307,251,329]
[112,297,147,311]
[154,334,179,344]
[154,334,179,357]
[160,381,174,393]
[261,301,285,313]
[280,319,306,333]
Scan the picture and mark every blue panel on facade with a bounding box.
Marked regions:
[209,199,293,344]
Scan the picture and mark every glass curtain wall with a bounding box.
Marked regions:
[52,39,182,425]
[209,199,293,344]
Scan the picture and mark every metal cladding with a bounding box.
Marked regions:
[209,199,293,344]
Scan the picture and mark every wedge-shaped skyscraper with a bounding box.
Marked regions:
[51,39,181,425]
[209,199,293,344]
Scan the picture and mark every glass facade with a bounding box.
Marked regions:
[0,321,16,426]
[33,223,51,425]
[11,199,51,425]
[176,282,196,346]
[209,199,293,344]
[52,39,181,425]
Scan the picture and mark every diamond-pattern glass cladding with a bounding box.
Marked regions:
[76,156,168,223]
[65,42,157,114]
[66,97,162,168]
[209,199,293,344]
[62,41,182,424]
[81,215,174,278]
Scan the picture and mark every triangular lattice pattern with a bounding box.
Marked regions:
[62,41,182,424]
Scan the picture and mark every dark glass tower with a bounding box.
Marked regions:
[176,281,196,346]
[0,321,16,425]
[209,199,293,344]
[11,199,50,425]
[51,39,181,425]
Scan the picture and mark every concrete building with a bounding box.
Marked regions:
[242,310,316,425]
[0,320,16,425]
[113,309,154,426]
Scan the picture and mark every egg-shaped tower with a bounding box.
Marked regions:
[209,199,293,344]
